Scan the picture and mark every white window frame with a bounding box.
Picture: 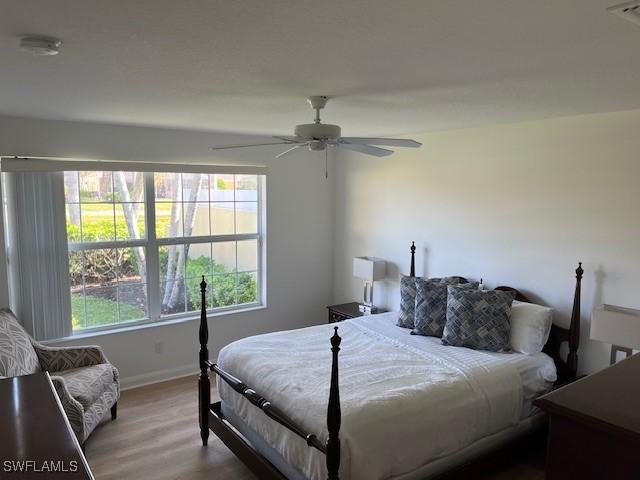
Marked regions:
[66,171,265,335]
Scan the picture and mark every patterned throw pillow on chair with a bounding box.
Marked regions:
[442,287,517,352]
[411,278,477,337]
[397,275,417,329]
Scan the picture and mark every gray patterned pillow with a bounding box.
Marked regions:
[411,279,477,337]
[442,287,516,352]
[397,276,417,328]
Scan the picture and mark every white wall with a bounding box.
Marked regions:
[0,115,335,388]
[333,109,640,374]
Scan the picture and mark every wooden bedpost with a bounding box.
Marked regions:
[410,241,416,277]
[198,276,210,446]
[567,262,583,378]
[326,327,342,480]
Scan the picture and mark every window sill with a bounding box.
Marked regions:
[43,304,267,344]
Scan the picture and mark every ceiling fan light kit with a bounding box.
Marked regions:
[209,96,423,159]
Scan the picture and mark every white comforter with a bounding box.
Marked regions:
[217,313,527,480]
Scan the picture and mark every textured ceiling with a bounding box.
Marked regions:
[2,0,640,136]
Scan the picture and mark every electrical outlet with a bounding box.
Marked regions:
[154,341,163,355]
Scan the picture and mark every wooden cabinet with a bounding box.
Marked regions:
[535,354,640,479]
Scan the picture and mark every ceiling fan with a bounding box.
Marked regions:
[208,96,422,158]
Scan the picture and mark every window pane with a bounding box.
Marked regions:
[183,202,210,237]
[186,244,212,279]
[156,202,183,238]
[81,203,115,242]
[82,249,117,285]
[115,202,146,240]
[235,202,258,234]
[236,175,258,202]
[211,174,234,201]
[66,204,82,242]
[159,244,185,282]
[117,247,145,283]
[71,292,86,330]
[84,286,118,328]
[69,251,84,288]
[212,274,236,307]
[79,171,113,202]
[118,284,147,322]
[155,172,181,202]
[211,203,235,235]
[64,172,80,203]
[237,271,258,304]
[237,240,257,272]
[183,173,208,202]
[212,241,236,273]
[114,171,144,202]
[160,279,186,315]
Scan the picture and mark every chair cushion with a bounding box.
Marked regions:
[0,309,41,377]
[54,364,116,409]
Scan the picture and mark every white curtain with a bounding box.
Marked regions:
[4,171,72,340]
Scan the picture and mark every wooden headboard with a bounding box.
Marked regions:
[407,241,583,385]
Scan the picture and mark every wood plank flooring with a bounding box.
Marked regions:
[85,376,546,480]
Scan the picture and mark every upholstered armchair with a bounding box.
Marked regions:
[0,309,119,444]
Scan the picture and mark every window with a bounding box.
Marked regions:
[64,170,264,332]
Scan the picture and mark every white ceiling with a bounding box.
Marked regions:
[2,0,640,136]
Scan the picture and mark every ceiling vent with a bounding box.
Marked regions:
[608,1,640,26]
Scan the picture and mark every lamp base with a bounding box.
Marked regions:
[358,304,378,315]
[610,344,633,365]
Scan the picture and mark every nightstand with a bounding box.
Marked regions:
[326,302,386,323]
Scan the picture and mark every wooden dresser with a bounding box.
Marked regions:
[0,372,94,479]
[535,354,640,479]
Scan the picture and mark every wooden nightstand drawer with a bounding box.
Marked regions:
[326,302,386,324]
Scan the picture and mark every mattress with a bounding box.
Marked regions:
[217,312,556,480]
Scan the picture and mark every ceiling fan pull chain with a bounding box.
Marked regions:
[325,148,328,179]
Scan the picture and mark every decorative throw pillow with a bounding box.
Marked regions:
[442,287,517,352]
[397,275,417,329]
[411,278,477,337]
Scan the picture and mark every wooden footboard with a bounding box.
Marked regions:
[198,276,342,480]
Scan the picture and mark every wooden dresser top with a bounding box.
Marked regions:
[0,372,94,479]
[535,353,640,438]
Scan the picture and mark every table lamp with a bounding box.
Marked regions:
[591,304,640,365]
[353,256,386,314]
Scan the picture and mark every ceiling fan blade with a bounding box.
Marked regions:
[272,135,303,143]
[340,137,422,148]
[275,144,307,159]
[209,141,297,151]
[338,143,393,157]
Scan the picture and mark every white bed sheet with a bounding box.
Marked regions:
[217,312,556,480]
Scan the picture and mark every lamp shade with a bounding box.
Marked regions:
[591,304,640,350]
[353,257,386,282]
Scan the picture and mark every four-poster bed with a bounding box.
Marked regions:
[198,243,584,480]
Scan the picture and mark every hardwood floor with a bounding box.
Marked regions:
[85,376,546,480]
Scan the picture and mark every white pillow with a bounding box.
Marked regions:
[509,300,553,355]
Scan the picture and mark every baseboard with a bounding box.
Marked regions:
[119,364,198,391]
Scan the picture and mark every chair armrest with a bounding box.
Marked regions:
[50,375,85,442]
[33,343,109,372]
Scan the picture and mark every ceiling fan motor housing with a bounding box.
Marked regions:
[294,123,341,140]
